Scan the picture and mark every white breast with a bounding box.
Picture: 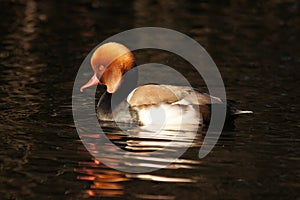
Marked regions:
[134,102,201,131]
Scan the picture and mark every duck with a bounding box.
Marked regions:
[80,42,252,129]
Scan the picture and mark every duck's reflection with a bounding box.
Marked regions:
[74,123,203,198]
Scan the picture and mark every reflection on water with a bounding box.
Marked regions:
[75,159,128,197]
[74,121,202,199]
[0,0,299,199]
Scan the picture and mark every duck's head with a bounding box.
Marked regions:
[80,42,135,93]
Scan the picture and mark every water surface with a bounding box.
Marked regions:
[0,0,299,199]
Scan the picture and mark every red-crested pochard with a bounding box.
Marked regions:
[80,42,252,128]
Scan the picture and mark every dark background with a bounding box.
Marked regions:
[0,0,299,199]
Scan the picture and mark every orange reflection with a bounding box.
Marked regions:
[74,158,129,198]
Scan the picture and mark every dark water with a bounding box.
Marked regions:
[1,0,299,199]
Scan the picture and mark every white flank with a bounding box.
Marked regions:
[138,103,200,131]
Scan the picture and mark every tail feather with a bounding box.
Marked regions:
[233,110,253,115]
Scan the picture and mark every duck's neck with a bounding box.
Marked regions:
[97,78,138,122]
[97,91,114,121]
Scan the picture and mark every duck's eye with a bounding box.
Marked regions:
[98,65,105,71]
